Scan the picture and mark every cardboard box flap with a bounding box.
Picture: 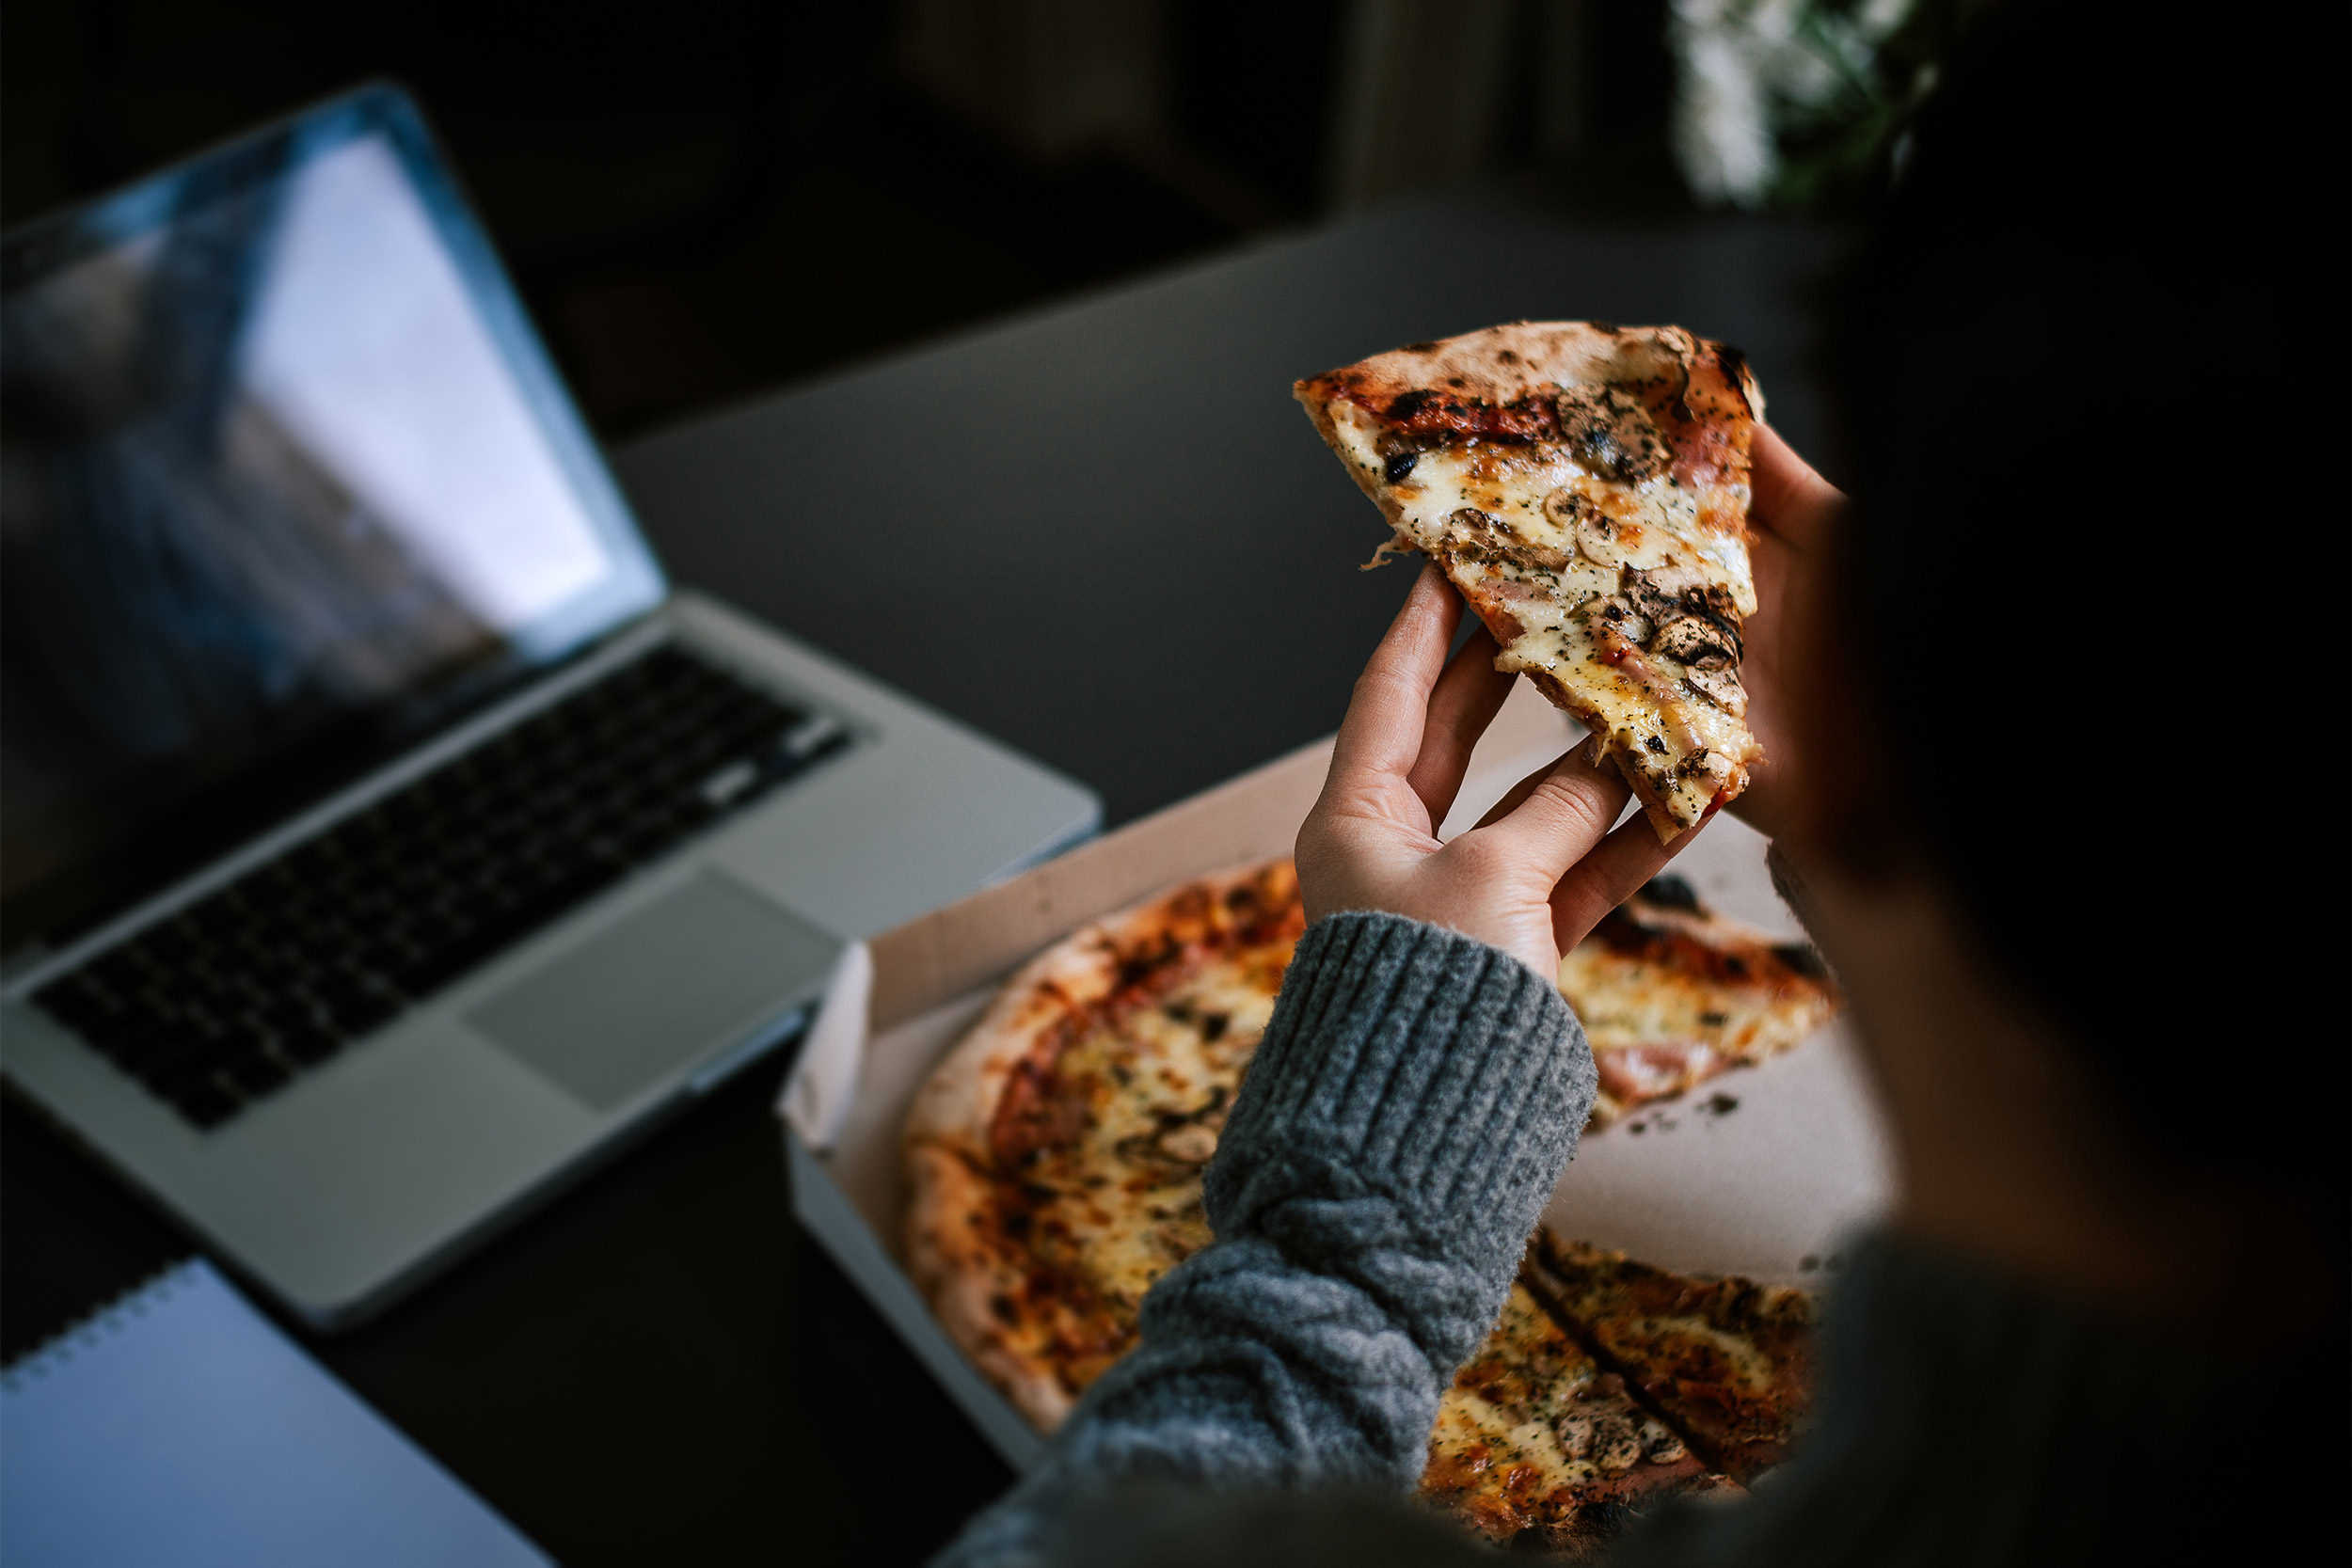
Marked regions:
[780,940,874,1149]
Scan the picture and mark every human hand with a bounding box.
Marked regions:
[1731,424,1846,841]
[1296,563,1697,980]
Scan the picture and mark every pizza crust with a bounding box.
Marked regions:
[903,1141,1079,1431]
[903,860,1299,1433]
[1303,321,1761,438]
[904,919,1135,1432]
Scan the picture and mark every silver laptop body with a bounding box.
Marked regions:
[0,86,1098,1328]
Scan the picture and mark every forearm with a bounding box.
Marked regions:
[935,911,1593,1567]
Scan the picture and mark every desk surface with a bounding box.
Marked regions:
[2,195,1834,1566]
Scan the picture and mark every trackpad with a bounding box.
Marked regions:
[469,872,840,1111]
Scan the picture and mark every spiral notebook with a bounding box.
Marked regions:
[1,1259,549,1568]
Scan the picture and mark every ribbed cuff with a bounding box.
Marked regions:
[1206,911,1592,1268]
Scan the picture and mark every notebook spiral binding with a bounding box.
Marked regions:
[1,1258,205,1392]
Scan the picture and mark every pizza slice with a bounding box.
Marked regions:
[1296,322,1767,840]
[1527,1232,1818,1484]
[1422,1275,1735,1555]
[1558,874,1840,1126]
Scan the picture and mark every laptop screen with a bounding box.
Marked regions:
[1,87,665,952]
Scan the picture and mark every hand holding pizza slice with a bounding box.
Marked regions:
[1297,322,1771,842]
[1297,561,1692,981]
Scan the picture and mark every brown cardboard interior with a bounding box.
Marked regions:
[1533,818,1893,1283]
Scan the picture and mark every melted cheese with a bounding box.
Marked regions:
[1558,947,1837,1059]
[1014,944,1289,1389]
[1422,1285,1696,1546]
[1555,898,1839,1121]
[1536,1241,1817,1472]
[1598,1314,1781,1399]
[1329,400,1759,831]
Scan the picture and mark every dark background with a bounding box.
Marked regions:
[3,4,1726,1562]
[2,0,1690,441]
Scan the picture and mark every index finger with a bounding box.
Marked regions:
[1749,424,1844,554]
[1549,811,1699,953]
[1464,736,1633,885]
[1327,561,1460,785]
[1402,624,1512,825]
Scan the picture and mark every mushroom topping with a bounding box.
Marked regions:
[1543,486,1599,542]
[1623,568,1742,669]
[1685,666,1746,714]
[1677,748,1738,794]
[1595,1419,1645,1472]
[1593,595,1654,647]
[1557,1409,1645,1471]
[1620,568,1686,625]
[1652,613,1741,670]
[1445,507,1576,573]
[1547,488,1669,570]
[1643,1426,1690,1465]
[1556,386,1672,483]
[1155,1124,1219,1164]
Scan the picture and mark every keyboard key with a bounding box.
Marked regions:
[276,1022,342,1066]
[220,1051,292,1098]
[135,1028,235,1088]
[325,993,399,1039]
[167,1080,243,1129]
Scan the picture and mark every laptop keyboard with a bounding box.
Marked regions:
[29,644,850,1132]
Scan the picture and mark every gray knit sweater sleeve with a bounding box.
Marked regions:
[932,911,1593,1568]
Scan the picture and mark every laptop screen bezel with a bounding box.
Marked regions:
[0,82,670,957]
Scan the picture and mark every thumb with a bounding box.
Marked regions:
[1464,737,1633,886]
[1750,423,1843,551]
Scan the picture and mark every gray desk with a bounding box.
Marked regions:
[615,197,1836,830]
[2,197,1836,1568]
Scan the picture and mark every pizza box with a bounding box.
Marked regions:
[774,681,1895,1472]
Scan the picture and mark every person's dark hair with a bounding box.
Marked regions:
[1821,0,2349,1209]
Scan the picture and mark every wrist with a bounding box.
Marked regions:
[1208,911,1590,1258]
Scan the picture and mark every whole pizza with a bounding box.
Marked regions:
[902,862,1836,1551]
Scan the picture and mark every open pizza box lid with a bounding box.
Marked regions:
[775,681,1896,1472]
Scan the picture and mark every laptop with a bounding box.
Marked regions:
[0,85,1100,1328]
